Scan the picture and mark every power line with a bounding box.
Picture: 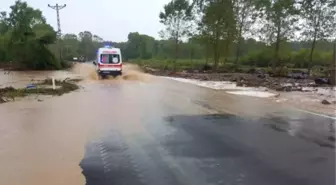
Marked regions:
[48,3,66,60]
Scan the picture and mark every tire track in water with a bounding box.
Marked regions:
[80,130,145,185]
[80,126,186,185]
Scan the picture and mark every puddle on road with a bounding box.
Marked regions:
[263,113,336,149]
[0,63,153,185]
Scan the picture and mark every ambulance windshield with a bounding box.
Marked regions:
[100,54,120,64]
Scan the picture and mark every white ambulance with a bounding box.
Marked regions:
[93,46,122,78]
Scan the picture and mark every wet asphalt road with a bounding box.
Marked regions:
[78,77,335,185]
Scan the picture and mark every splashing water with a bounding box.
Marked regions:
[71,62,152,83]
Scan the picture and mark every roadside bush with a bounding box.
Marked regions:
[0,37,7,62]
[240,48,273,67]
[239,48,332,69]
[60,60,73,69]
[290,49,332,68]
[132,48,333,75]
[218,63,239,72]
[24,43,61,70]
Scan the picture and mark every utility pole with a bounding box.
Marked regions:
[48,3,66,61]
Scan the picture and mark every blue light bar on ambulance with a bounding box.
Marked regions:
[104,44,113,48]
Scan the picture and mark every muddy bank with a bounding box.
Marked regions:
[144,66,335,95]
[0,78,80,104]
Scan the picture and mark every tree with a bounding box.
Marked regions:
[300,0,336,74]
[233,0,257,64]
[0,12,10,62]
[189,34,211,63]
[159,0,193,64]
[123,32,157,60]
[331,40,335,85]
[0,12,9,35]
[93,34,103,43]
[198,0,237,68]
[328,0,336,85]
[8,0,46,39]
[3,0,59,69]
[257,0,299,73]
[62,34,79,60]
[29,23,58,69]
[78,31,96,60]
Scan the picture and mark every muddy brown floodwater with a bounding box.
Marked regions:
[0,63,334,185]
[0,63,153,185]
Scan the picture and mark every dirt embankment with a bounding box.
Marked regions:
[0,78,81,104]
[143,66,332,91]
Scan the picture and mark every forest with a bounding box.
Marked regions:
[0,0,335,73]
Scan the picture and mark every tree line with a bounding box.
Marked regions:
[62,30,334,70]
[0,0,335,72]
[157,0,335,74]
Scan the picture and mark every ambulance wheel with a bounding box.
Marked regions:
[98,74,105,80]
[101,74,107,79]
[114,71,122,77]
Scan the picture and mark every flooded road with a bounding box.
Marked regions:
[0,63,335,185]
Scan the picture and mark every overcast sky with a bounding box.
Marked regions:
[1,0,170,42]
